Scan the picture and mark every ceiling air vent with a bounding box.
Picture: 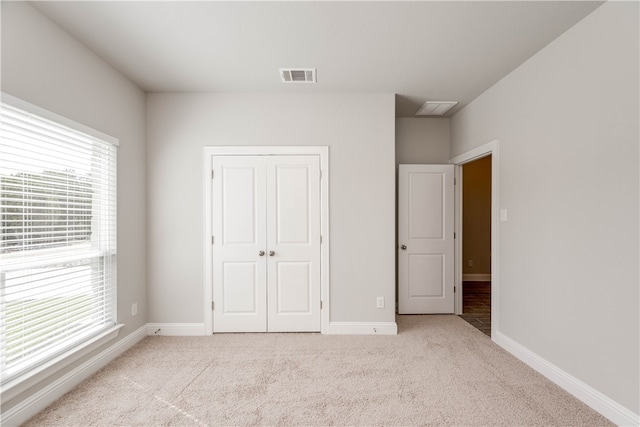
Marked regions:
[415,101,458,116]
[280,68,316,83]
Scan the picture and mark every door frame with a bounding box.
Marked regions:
[450,140,499,339]
[203,146,330,335]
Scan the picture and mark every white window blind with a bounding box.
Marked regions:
[0,100,117,384]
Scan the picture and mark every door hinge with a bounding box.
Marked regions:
[320,301,323,310]
[454,286,456,293]
[320,235,323,244]
[211,170,214,179]
[320,170,322,179]
[211,301,214,310]
[454,177,456,185]
[212,236,214,244]
[454,232,456,239]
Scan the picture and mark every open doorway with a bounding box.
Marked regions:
[458,155,491,335]
[451,139,499,339]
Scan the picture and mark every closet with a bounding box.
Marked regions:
[211,155,321,332]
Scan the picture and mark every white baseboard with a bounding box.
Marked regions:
[462,273,491,281]
[494,331,639,427]
[328,321,397,335]
[146,323,205,336]
[1,325,147,427]
[147,322,398,336]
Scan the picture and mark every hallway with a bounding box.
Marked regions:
[459,281,491,336]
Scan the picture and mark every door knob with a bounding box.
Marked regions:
[269,250,275,256]
[259,251,265,256]
[400,245,407,250]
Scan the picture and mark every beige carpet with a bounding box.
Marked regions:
[24,315,611,426]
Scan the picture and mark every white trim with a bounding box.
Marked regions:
[203,146,330,335]
[450,139,499,338]
[1,91,119,146]
[450,142,497,166]
[146,323,205,336]
[0,325,146,427]
[203,146,329,156]
[1,324,123,402]
[462,274,492,281]
[328,322,398,335]
[454,165,463,314]
[494,332,639,427]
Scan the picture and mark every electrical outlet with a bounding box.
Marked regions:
[376,297,385,308]
[131,303,138,317]
[468,260,473,267]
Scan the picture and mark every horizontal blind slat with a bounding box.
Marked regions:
[4,293,112,326]
[5,305,108,349]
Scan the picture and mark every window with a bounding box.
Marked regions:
[0,98,117,385]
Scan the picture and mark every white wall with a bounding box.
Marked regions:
[146,93,396,325]
[396,118,450,165]
[451,1,639,415]
[1,1,147,417]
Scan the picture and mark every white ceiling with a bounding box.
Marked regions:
[30,1,604,117]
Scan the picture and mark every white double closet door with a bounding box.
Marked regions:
[212,155,321,332]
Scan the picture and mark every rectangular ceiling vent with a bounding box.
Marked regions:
[415,101,458,116]
[280,68,316,83]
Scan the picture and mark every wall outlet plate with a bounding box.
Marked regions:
[376,297,385,308]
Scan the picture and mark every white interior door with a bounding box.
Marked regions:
[212,155,320,332]
[212,156,268,332]
[267,156,321,332]
[398,164,454,314]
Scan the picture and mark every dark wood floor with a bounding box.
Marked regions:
[459,281,491,336]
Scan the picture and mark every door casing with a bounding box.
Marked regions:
[204,146,329,335]
[450,140,499,339]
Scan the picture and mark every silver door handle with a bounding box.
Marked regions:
[259,251,265,256]
[269,251,275,256]
[400,245,407,250]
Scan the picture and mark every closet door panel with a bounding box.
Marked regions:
[275,261,311,313]
[267,156,321,332]
[212,156,267,332]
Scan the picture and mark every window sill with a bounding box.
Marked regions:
[1,323,123,403]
